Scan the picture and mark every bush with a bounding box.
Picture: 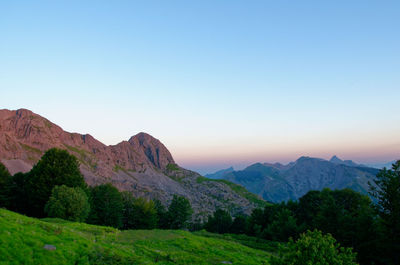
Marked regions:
[271,230,357,265]
[45,185,90,222]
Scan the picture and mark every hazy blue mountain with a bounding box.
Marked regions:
[367,161,397,169]
[219,156,380,202]
[205,167,235,179]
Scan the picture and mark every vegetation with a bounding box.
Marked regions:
[204,209,233,234]
[166,163,180,171]
[24,148,87,217]
[197,176,268,207]
[164,195,193,229]
[0,162,12,208]
[369,160,400,264]
[271,230,357,265]
[87,183,124,229]
[0,208,272,265]
[45,185,90,222]
[121,192,157,229]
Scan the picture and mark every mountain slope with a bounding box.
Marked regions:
[0,108,264,219]
[205,167,234,179]
[219,156,379,202]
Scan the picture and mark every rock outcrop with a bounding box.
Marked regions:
[0,108,264,220]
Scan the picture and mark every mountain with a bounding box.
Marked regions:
[367,161,397,169]
[329,155,363,167]
[0,109,264,219]
[219,156,380,202]
[205,167,235,179]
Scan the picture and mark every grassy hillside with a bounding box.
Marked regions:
[0,209,272,264]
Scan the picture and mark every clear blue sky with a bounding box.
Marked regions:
[1,1,399,174]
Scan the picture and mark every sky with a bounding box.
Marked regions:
[1,1,399,174]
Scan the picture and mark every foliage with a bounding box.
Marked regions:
[154,199,169,229]
[0,208,272,265]
[369,160,400,265]
[230,215,247,234]
[87,183,124,229]
[204,209,232,234]
[165,195,193,229]
[166,163,180,171]
[44,185,90,222]
[0,162,12,208]
[196,177,267,208]
[121,192,157,229]
[24,148,87,217]
[271,230,357,265]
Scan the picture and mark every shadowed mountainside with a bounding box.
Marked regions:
[211,156,379,202]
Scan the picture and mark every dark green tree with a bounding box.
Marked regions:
[369,160,400,265]
[166,195,193,229]
[25,148,87,217]
[88,183,124,229]
[264,208,300,241]
[121,192,157,229]
[204,209,232,234]
[230,215,247,234]
[271,230,357,265]
[7,172,29,213]
[154,199,168,229]
[45,185,90,222]
[0,162,12,208]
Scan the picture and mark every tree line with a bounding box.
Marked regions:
[0,148,193,230]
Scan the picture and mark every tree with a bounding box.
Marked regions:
[166,195,193,229]
[154,199,168,229]
[230,215,247,234]
[369,160,400,265]
[88,183,124,229]
[122,192,157,229]
[44,185,90,222]
[204,209,232,234]
[271,230,357,265]
[264,208,300,242]
[0,162,12,208]
[25,148,87,217]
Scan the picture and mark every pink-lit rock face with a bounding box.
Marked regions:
[0,108,262,220]
[0,108,174,175]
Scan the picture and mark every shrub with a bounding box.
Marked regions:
[271,230,357,265]
[45,185,90,222]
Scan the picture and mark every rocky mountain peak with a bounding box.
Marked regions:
[128,132,175,170]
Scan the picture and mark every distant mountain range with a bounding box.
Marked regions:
[0,109,264,219]
[207,156,382,202]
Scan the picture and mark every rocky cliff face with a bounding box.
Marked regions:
[0,109,263,220]
[218,156,379,202]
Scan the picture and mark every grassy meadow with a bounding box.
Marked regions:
[0,209,273,264]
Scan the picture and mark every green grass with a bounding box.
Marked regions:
[19,143,43,155]
[0,209,272,264]
[166,163,180,171]
[197,177,268,208]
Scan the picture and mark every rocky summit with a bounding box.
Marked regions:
[0,109,264,220]
[214,156,379,203]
